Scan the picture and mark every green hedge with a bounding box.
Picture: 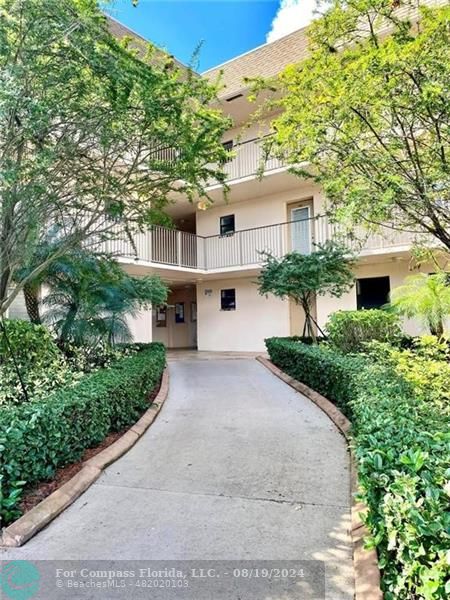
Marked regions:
[326,309,402,353]
[0,342,166,523]
[265,337,363,417]
[265,337,450,600]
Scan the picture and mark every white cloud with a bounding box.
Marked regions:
[266,0,319,43]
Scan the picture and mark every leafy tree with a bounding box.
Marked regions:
[390,272,450,337]
[257,242,355,342]
[41,251,168,347]
[262,1,450,250]
[0,0,230,316]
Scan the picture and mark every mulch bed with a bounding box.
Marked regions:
[18,378,162,516]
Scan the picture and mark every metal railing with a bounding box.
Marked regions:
[213,137,285,184]
[105,216,424,271]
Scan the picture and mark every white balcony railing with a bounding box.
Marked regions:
[214,137,285,184]
[105,216,425,271]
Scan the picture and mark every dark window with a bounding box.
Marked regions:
[221,289,236,311]
[356,276,390,309]
[221,140,233,163]
[220,214,235,236]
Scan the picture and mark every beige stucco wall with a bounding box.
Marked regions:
[223,115,275,146]
[195,188,303,269]
[126,254,445,351]
[316,257,438,336]
[6,289,29,321]
[197,276,290,352]
[195,257,442,352]
[125,308,153,343]
[196,180,323,238]
[195,188,443,349]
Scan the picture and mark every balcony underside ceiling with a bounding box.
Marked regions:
[212,88,281,127]
[120,247,416,288]
[121,260,261,284]
[358,247,414,264]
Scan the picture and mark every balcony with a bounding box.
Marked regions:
[211,137,285,186]
[105,216,424,273]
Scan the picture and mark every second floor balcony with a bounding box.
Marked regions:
[106,215,426,273]
[210,136,285,186]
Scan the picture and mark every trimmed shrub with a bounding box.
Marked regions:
[265,337,363,417]
[265,337,450,600]
[326,309,402,353]
[61,340,140,373]
[0,320,71,404]
[285,335,326,345]
[0,320,61,369]
[0,342,166,523]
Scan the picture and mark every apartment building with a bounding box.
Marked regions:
[105,19,437,352]
[7,15,438,351]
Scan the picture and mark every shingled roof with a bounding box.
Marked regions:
[202,26,309,97]
[201,0,442,98]
[106,14,187,71]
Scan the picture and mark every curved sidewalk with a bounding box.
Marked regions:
[1,357,354,598]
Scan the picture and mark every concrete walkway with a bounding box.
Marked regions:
[2,358,354,599]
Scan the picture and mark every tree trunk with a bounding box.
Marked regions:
[430,319,444,339]
[23,283,41,324]
[301,297,317,344]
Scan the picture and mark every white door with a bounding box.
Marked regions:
[291,206,311,254]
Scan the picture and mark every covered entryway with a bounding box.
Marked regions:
[152,284,197,349]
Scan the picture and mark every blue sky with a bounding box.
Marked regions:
[104,1,318,71]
